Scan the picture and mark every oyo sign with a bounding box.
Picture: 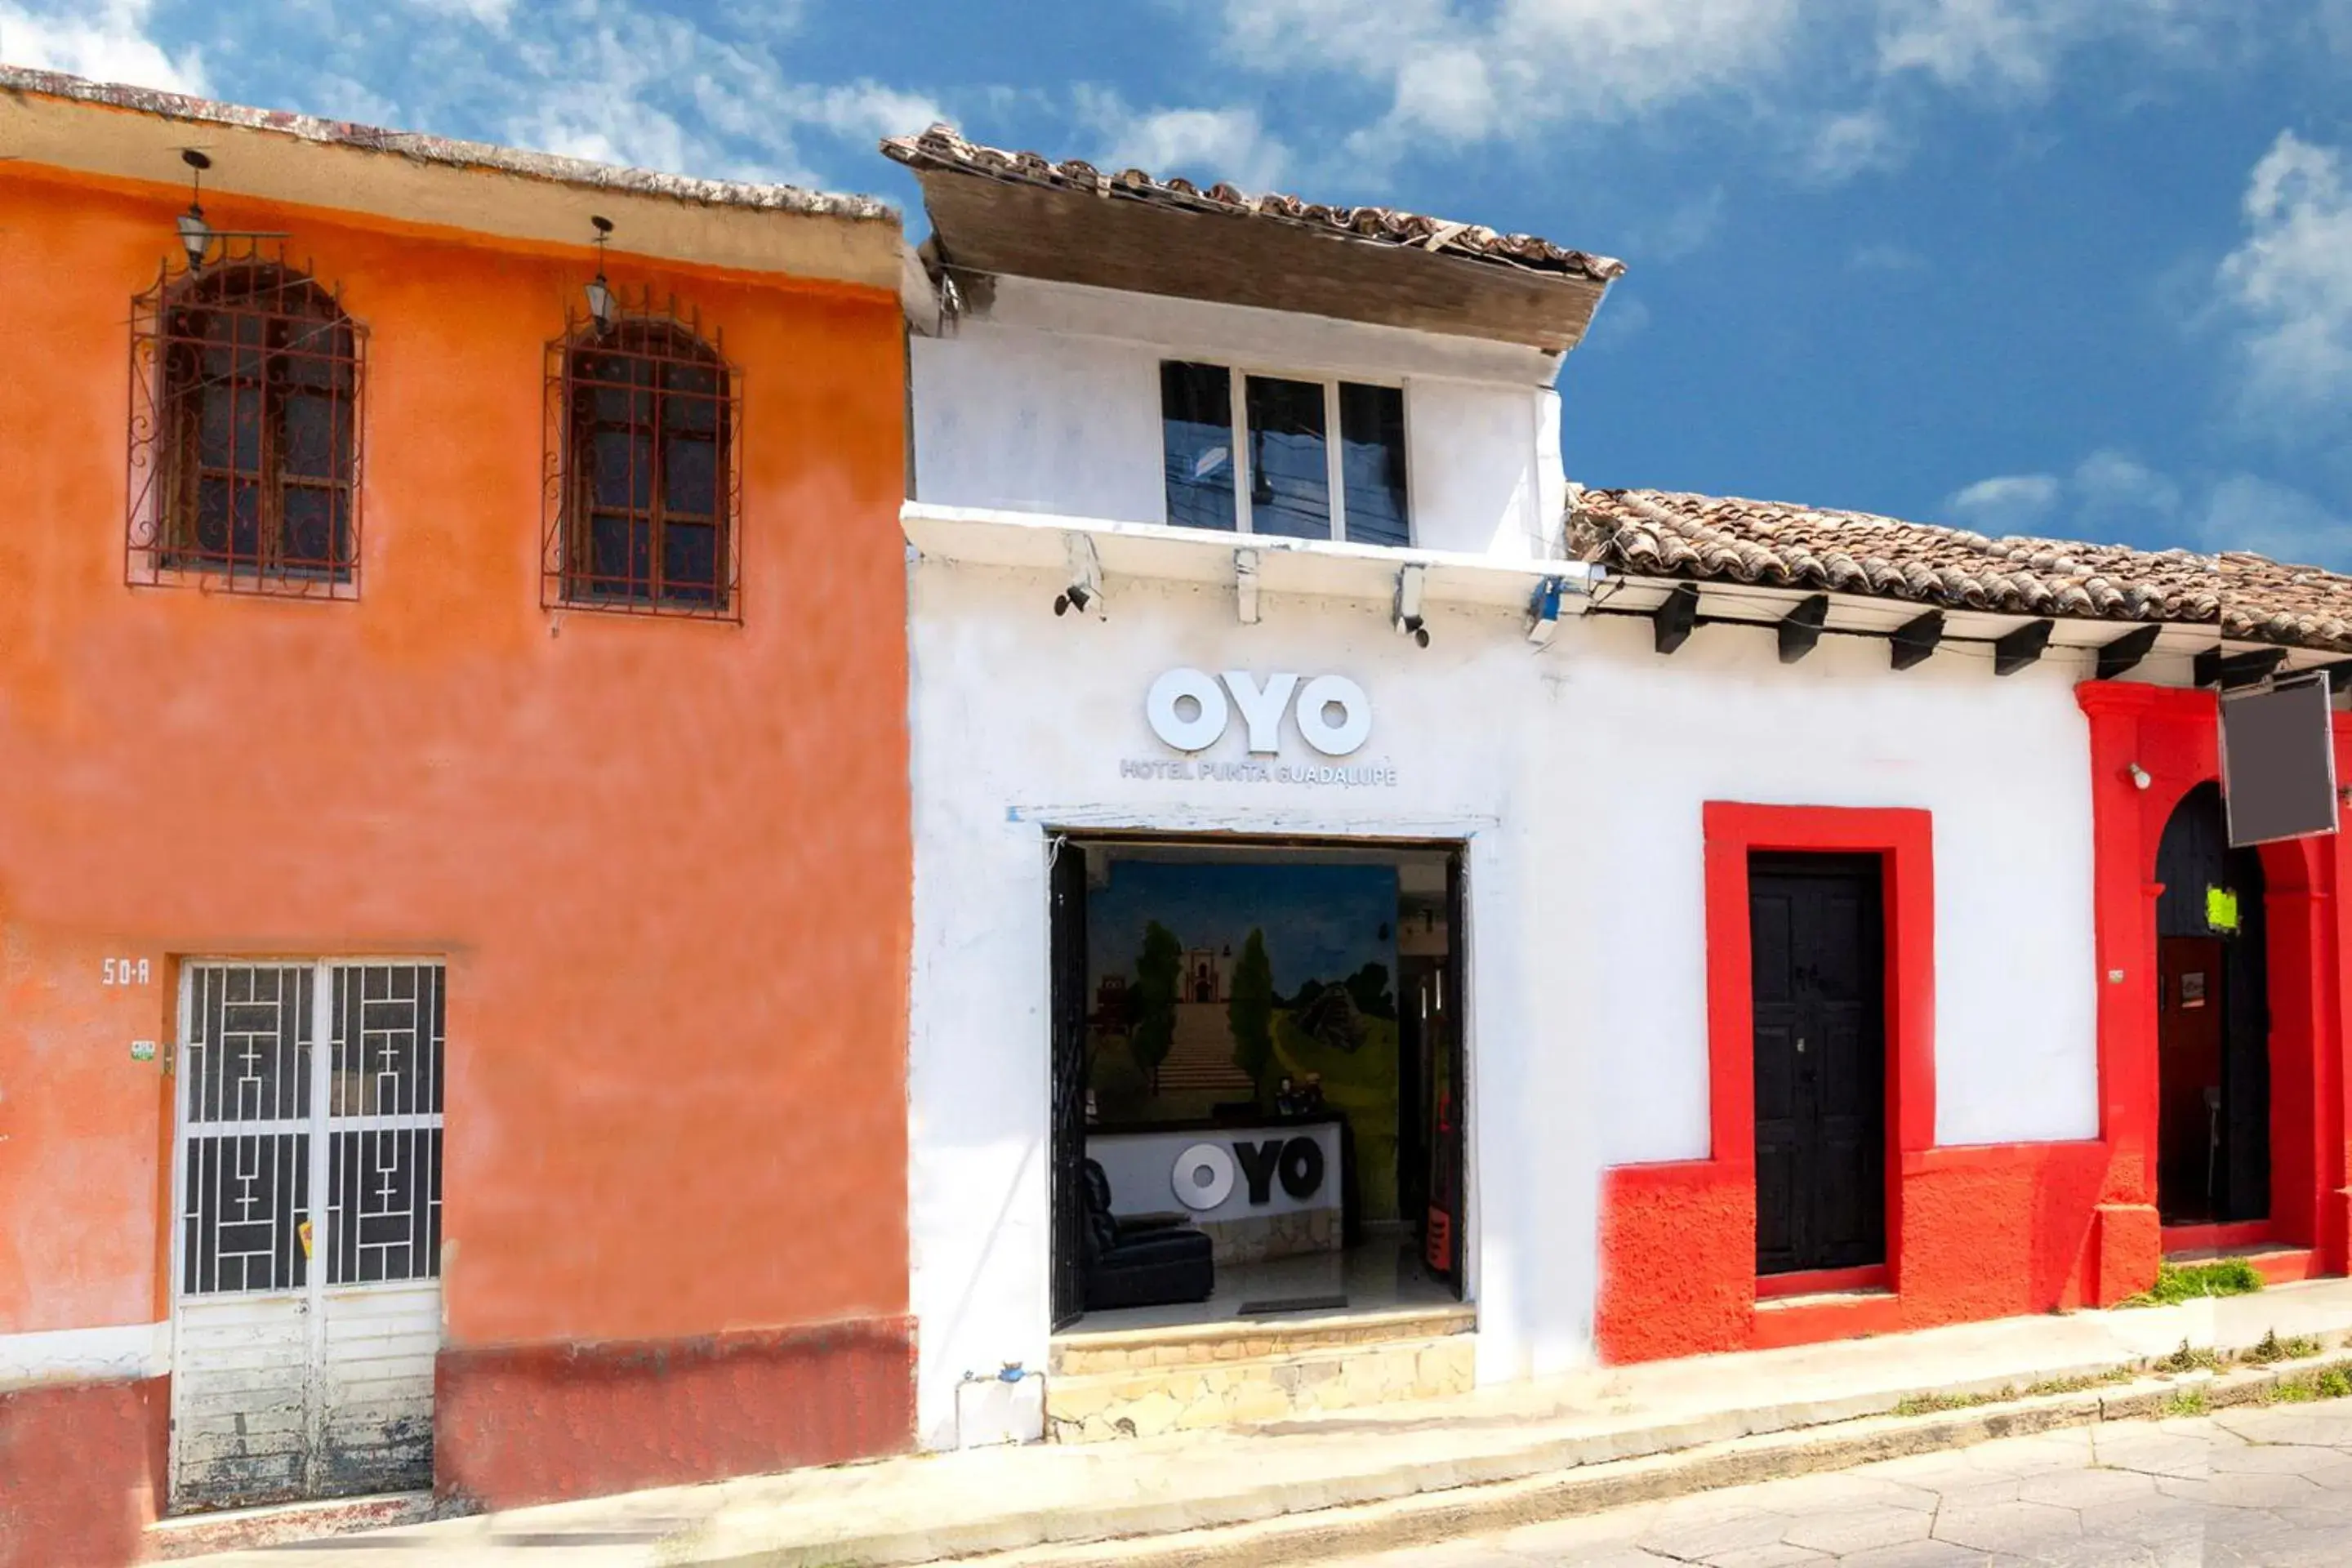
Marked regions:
[1170,1137,1329,1212]
[1147,669,1371,758]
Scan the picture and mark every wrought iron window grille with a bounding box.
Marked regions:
[127,239,365,597]
[542,288,743,621]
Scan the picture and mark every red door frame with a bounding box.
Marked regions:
[1704,804,1936,1303]
[2076,682,2350,1289]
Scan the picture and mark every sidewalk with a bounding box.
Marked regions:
[163,1278,2352,1567]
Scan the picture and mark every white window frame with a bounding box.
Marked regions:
[1174,363,1411,547]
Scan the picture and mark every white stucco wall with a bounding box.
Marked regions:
[904,559,2105,1451]
[908,279,1559,555]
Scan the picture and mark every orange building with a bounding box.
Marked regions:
[0,69,913,1564]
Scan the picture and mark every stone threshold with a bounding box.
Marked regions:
[1053,1302,1474,1353]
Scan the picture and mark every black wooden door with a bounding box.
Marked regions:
[1751,853,1886,1276]
[1048,838,1090,1330]
[2153,782,2271,1223]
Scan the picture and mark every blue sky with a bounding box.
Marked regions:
[10,1,2352,565]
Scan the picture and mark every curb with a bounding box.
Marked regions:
[809,1356,2349,1568]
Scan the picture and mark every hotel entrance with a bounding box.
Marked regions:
[1047,835,1468,1342]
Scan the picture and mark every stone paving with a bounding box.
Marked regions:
[1320,1401,2352,1566]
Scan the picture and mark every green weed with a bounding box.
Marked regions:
[2120,1261,2264,1307]
[2242,1330,2323,1365]
[2155,1339,2224,1374]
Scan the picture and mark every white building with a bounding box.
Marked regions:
[887,124,2340,1453]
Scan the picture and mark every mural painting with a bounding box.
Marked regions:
[1085,858,1403,1218]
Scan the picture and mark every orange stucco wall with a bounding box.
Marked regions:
[0,162,912,1361]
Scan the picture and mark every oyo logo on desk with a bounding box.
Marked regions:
[1145,669,1371,757]
[1171,1138,1329,1212]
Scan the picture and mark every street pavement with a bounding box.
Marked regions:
[1316,1401,2352,1567]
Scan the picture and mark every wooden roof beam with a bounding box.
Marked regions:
[2094,625,2162,682]
[1993,619,2055,676]
[1654,583,1700,656]
[1775,595,1829,664]
[2194,647,2287,689]
[1890,610,1944,671]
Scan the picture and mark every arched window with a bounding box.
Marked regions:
[130,256,363,592]
[545,308,737,617]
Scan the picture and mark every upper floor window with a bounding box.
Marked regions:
[128,254,363,595]
[544,302,740,620]
[1160,362,1410,548]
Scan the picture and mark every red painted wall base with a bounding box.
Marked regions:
[433,1314,915,1510]
[0,1375,167,1568]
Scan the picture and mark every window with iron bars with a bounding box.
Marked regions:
[544,295,741,619]
[127,244,364,595]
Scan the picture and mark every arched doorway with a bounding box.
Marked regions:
[2154,782,2271,1227]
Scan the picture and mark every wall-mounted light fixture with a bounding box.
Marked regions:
[1393,564,1428,648]
[1527,577,1566,647]
[2127,764,2153,791]
[585,215,617,329]
[170,147,286,271]
[1054,532,1104,620]
[176,149,212,270]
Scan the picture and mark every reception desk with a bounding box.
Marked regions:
[1089,1113,1350,1264]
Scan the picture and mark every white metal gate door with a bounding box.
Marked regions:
[171,961,445,1512]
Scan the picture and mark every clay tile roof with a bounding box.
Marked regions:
[880,123,1625,286]
[0,65,893,221]
[2218,553,2352,655]
[1570,488,2223,629]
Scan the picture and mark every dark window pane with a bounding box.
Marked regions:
[664,434,718,516]
[282,487,349,573]
[591,429,654,510]
[283,394,345,480]
[1246,376,1330,540]
[230,482,262,563]
[229,385,265,474]
[588,513,653,599]
[194,475,232,555]
[662,522,719,605]
[198,387,232,467]
[1160,361,1236,532]
[1339,382,1410,547]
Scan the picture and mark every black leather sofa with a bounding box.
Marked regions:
[1080,1158,1215,1312]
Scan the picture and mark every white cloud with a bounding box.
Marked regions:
[1580,293,1651,351]
[1876,0,2223,96]
[1642,189,1726,261]
[2071,448,2182,517]
[2217,131,2352,421]
[785,82,947,142]
[1806,109,1907,183]
[1948,450,2352,570]
[0,0,204,95]
[1946,472,2061,527]
[1076,87,1290,191]
[1208,0,2254,185]
[1849,241,1928,272]
[2198,473,2352,566]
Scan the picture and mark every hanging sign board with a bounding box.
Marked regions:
[2220,675,2339,847]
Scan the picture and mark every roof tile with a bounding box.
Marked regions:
[881,124,1625,286]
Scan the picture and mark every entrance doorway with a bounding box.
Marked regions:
[169,961,445,1512]
[2155,782,2271,1229]
[1048,836,1467,1334]
[1750,853,1887,1279]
